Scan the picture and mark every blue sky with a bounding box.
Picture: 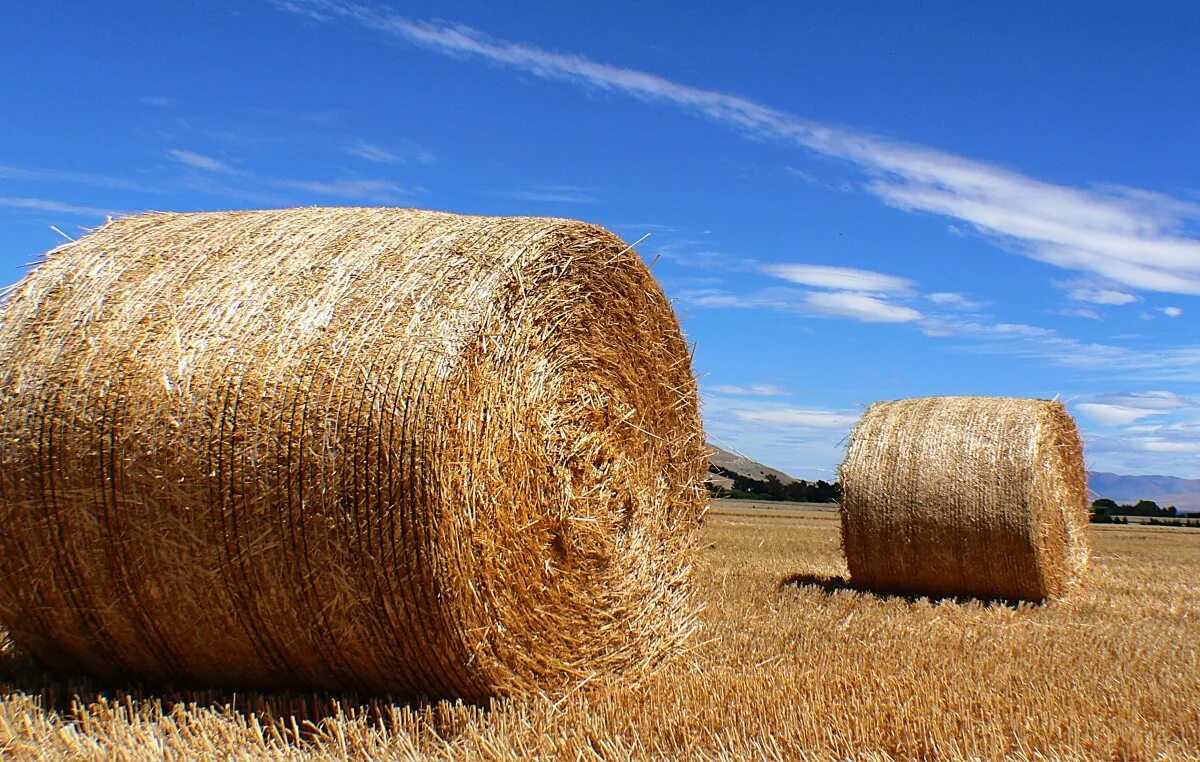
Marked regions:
[3,1,1199,479]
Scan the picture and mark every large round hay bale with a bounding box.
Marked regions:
[839,396,1089,602]
[0,207,707,700]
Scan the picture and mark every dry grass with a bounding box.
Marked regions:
[2,506,1197,760]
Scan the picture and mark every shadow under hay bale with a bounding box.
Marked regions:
[778,573,1026,609]
[0,629,481,745]
[838,396,1089,603]
[0,207,708,702]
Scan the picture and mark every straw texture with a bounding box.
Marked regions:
[0,207,707,700]
[839,396,1089,602]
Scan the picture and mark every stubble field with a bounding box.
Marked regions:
[2,501,1197,760]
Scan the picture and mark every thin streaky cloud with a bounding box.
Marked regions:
[498,184,597,203]
[277,178,409,201]
[1065,286,1139,305]
[785,166,854,193]
[1076,403,1162,426]
[274,0,1200,296]
[803,291,923,323]
[168,149,236,174]
[762,264,913,294]
[342,139,436,165]
[177,175,297,207]
[707,384,784,397]
[1091,391,1196,411]
[919,316,1200,381]
[1072,390,1198,431]
[0,163,163,194]
[615,222,679,233]
[731,407,861,430]
[342,141,402,164]
[678,286,922,325]
[0,196,119,218]
[681,283,1200,379]
[927,291,985,310]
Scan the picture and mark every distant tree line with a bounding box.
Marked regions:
[1091,498,1200,527]
[707,465,841,503]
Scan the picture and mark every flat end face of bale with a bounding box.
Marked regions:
[0,207,707,700]
[1028,401,1090,598]
[839,395,1090,603]
[434,219,709,699]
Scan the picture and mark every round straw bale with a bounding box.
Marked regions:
[839,396,1089,602]
[0,207,707,700]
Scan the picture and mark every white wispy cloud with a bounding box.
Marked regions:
[178,175,296,206]
[1066,286,1139,305]
[1076,403,1162,426]
[916,316,1200,380]
[168,149,236,174]
[760,264,913,294]
[273,0,1200,296]
[1091,391,1196,411]
[0,196,117,218]
[498,184,596,203]
[732,407,861,430]
[1073,392,1200,474]
[0,163,161,193]
[702,394,857,478]
[342,141,400,164]
[688,262,924,324]
[342,139,435,165]
[615,222,680,233]
[803,291,923,323]
[1058,307,1102,320]
[1137,439,1200,454]
[677,286,923,324]
[927,291,984,310]
[1083,422,1200,477]
[278,178,408,201]
[785,166,853,193]
[682,276,1200,378]
[1163,306,1183,318]
[707,384,783,397]
[652,242,737,269]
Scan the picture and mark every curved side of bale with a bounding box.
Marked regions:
[839,396,1088,602]
[0,207,708,700]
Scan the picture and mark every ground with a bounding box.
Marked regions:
[2,501,1198,760]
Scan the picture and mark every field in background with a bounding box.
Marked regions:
[708,497,839,516]
[2,507,1198,759]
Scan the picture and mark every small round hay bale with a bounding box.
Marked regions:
[839,396,1089,602]
[0,207,708,700]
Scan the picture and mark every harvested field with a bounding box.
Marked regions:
[2,507,1197,760]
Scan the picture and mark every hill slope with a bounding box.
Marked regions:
[707,443,797,485]
[704,450,1200,511]
[1087,472,1200,511]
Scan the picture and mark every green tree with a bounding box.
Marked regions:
[1134,499,1162,515]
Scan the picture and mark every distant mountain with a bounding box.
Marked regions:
[1087,472,1200,511]
[707,443,797,485]
[704,453,1200,511]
